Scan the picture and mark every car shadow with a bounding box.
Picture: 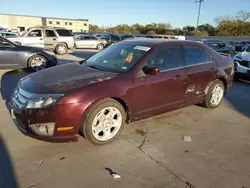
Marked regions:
[225,80,250,118]
[0,135,19,188]
[1,69,32,103]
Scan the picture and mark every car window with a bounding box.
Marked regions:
[56,29,72,36]
[0,38,13,47]
[28,30,42,37]
[84,36,91,40]
[246,46,250,52]
[45,30,56,37]
[146,45,181,71]
[111,35,120,41]
[76,35,85,40]
[86,43,151,73]
[183,45,212,66]
[91,36,98,40]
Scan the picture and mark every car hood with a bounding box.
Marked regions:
[20,63,117,94]
[238,51,250,61]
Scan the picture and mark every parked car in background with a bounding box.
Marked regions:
[233,45,250,80]
[121,35,134,40]
[202,40,235,56]
[74,35,107,50]
[8,26,74,55]
[0,31,18,38]
[0,36,57,71]
[101,34,121,46]
[234,41,250,52]
[8,39,234,145]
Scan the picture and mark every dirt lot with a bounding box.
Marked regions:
[0,50,250,188]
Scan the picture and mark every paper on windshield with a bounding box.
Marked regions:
[134,46,151,51]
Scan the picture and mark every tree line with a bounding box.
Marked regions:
[89,11,250,36]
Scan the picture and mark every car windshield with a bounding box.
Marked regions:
[85,43,151,73]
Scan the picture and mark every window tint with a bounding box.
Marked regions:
[184,45,212,66]
[90,36,97,40]
[28,30,42,37]
[147,45,181,71]
[0,38,12,47]
[65,22,68,25]
[84,23,87,26]
[111,35,120,41]
[45,30,56,37]
[49,21,53,24]
[69,22,73,25]
[246,46,250,52]
[56,29,72,36]
[84,36,91,40]
[56,22,60,25]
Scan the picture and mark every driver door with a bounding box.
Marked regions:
[23,29,44,48]
[134,44,186,118]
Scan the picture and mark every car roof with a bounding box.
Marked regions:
[120,38,197,47]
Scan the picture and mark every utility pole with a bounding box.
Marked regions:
[195,0,206,36]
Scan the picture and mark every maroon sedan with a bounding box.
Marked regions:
[8,39,234,145]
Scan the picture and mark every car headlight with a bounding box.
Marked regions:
[43,50,55,56]
[26,94,63,109]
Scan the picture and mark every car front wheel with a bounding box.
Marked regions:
[28,55,47,72]
[202,79,225,108]
[97,43,104,50]
[80,98,125,145]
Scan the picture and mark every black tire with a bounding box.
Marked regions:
[55,43,68,55]
[27,55,47,72]
[80,98,126,145]
[202,79,225,109]
[97,43,104,50]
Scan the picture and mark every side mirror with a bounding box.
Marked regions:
[142,66,160,75]
[77,59,86,65]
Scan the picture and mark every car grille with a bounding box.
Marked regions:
[239,61,250,68]
[12,86,32,108]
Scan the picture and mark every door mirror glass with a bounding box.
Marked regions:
[142,66,160,75]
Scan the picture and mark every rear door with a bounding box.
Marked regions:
[23,29,44,48]
[181,44,216,103]
[0,38,19,67]
[44,29,57,49]
[134,44,186,117]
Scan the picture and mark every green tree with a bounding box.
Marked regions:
[173,28,183,35]
[182,26,195,35]
[197,24,215,36]
[131,23,144,34]
[89,24,100,32]
[145,24,156,34]
[147,30,156,35]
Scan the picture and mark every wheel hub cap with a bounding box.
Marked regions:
[210,84,224,106]
[92,107,122,141]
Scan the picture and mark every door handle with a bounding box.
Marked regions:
[39,38,43,40]
[53,38,56,41]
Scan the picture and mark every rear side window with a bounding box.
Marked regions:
[147,45,181,71]
[45,30,56,37]
[183,45,212,66]
[56,29,72,36]
[246,46,250,52]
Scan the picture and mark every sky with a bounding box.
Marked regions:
[1,0,250,28]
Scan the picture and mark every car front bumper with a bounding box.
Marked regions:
[7,101,89,142]
[234,61,250,80]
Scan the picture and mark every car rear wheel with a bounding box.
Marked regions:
[80,98,125,145]
[55,43,67,55]
[97,43,104,50]
[28,55,47,72]
[202,79,225,108]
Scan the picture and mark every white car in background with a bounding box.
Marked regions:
[74,35,107,50]
[233,45,250,80]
